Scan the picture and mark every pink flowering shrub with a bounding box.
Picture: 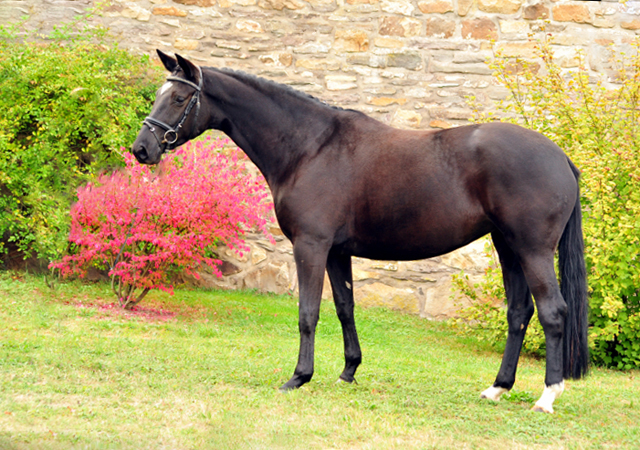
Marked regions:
[51,137,273,309]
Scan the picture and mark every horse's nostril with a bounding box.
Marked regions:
[134,145,148,162]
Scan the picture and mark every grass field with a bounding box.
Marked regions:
[0,272,638,449]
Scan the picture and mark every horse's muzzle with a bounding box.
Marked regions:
[132,143,148,163]
[132,135,161,165]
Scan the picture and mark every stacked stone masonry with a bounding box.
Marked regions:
[2,0,636,317]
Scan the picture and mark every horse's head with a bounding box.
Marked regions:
[132,50,204,164]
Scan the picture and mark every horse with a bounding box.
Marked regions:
[132,50,589,413]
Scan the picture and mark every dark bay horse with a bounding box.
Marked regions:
[132,50,589,413]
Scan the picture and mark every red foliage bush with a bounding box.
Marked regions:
[51,137,273,309]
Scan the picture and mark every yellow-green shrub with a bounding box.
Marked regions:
[458,36,640,369]
[0,17,163,264]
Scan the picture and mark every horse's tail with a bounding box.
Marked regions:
[558,159,589,380]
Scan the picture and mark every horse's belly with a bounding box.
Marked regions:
[345,218,493,261]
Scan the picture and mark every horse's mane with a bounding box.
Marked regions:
[212,67,351,113]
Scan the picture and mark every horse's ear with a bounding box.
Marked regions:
[157,49,178,73]
[176,54,199,83]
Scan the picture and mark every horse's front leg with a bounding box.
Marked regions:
[326,248,361,383]
[280,238,331,391]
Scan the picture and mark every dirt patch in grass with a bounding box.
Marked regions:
[62,294,209,323]
[89,301,178,321]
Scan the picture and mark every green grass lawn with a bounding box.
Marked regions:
[0,273,638,449]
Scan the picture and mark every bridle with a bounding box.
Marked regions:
[143,66,203,154]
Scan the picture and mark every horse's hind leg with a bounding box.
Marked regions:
[519,252,568,413]
[481,231,535,401]
[326,248,362,383]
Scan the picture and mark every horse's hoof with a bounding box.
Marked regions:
[337,376,357,385]
[531,405,554,414]
[480,386,508,402]
[279,373,312,392]
[279,380,299,392]
[532,382,562,413]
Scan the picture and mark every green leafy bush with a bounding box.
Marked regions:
[458,36,640,369]
[0,18,163,264]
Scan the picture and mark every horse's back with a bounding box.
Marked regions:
[338,120,577,259]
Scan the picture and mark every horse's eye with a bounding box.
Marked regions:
[175,96,186,104]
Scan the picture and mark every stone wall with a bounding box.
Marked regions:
[183,227,489,318]
[2,0,637,317]
[3,0,637,129]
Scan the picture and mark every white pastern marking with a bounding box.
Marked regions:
[160,82,174,95]
[480,385,508,401]
[533,381,564,414]
[345,281,352,290]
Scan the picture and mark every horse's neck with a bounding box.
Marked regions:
[205,70,337,187]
